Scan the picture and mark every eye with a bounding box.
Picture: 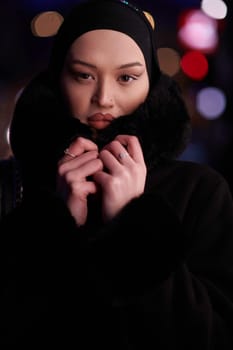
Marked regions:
[75,72,93,80]
[118,74,136,83]
[68,67,94,82]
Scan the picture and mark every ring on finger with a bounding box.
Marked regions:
[64,148,76,159]
[118,152,128,160]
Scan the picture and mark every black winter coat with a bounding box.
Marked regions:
[1,160,233,348]
[0,72,233,348]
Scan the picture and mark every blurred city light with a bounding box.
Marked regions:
[196,86,226,119]
[31,11,63,37]
[201,0,227,20]
[157,47,180,76]
[180,51,209,80]
[178,9,218,53]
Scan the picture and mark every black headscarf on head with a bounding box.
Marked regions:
[49,0,161,85]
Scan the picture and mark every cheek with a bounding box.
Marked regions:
[123,84,149,114]
[62,84,89,117]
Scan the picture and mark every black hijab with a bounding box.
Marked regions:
[49,0,161,85]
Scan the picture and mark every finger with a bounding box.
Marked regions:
[59,157,103,179]
[117,150,129,163]
[102,140,132,166]
[100,143,132,172]
[114,135,145,164]
[102,140,129,158]
[64,148,76,159]
[66,137,98,158]
[99,148,122,171]
[59,136,98,166]
[69,180,99,196]
[59,150,99,171]
[92,170,110,187]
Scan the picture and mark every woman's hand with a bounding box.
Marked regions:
[57,137,103,226]
[93,135,147,222]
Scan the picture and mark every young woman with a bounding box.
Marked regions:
[1,0,233,348]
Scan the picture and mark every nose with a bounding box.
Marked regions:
[91,79,114,107]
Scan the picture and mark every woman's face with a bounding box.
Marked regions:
[60,29,150,130]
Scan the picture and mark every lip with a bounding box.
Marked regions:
[87,113,115,130]
[88,113,115,122]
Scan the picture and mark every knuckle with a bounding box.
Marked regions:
[57,162,67,176]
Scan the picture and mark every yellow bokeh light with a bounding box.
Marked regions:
[143,11,155,30]
[31,11,63,38]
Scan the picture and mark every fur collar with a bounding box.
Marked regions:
[10,71,191,189]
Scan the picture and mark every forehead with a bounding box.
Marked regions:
[67,29,146,62]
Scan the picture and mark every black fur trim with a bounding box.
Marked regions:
[10,71,191,189]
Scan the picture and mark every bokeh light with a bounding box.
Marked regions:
[178,9,218,53]
[157,47,180,76]
[196,86,226,119]
[180,51,209,80]
[143,11,155,29]
[201,0,227,20]
[31,11,63,37]
[6,127,10,145]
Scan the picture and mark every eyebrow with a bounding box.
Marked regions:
[69,59,144,69]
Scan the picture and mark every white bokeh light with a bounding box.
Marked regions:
[201,0,227,20]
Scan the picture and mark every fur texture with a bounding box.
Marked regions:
[10,71,191,191]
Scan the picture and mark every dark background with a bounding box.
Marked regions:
[0,0,233,189]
